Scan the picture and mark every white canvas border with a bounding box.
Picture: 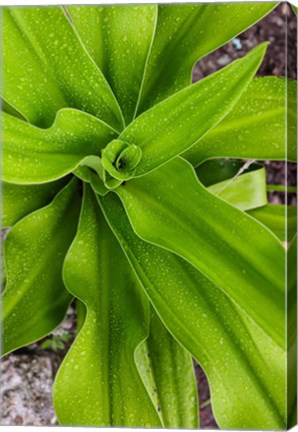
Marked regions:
[0,1,297,432]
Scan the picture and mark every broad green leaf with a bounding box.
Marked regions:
[248,205,297,242]
[2,7,123,130]
[184,78,296,165]
[2,109,117,184]
[99,193,286,429]
[138,3,276,112]
[53,185,161,427]
[203,161,268,211]
[2,178,68,227]
[135,308,199,428]
[1,179,80,356]
[119,45,267,178]
[67,5,157,125]
[116,157,285,348]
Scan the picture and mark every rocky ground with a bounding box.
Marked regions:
[1,3,296,428]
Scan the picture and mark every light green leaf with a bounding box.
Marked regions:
[2,109,117,184]
[99,192,286,429]
[184,78,296,165]
[198,161,296,240]
[119,45,267,178]
[248,205,297,242]
[53,185,161,427]
[2,178,68,227]
[200,160,268,211]
[116,157,285,348]
[135,308,199,428]
[1,179,80,356]
[67,5,157,125]
[2,7,124,130]
[138,3,276,112]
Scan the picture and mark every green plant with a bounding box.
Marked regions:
[1,4,296,429]
[40,332,73,352]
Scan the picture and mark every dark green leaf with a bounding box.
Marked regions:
[2,178,68,227]
[1,179,80,355]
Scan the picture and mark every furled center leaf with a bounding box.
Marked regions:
[118,44,267,178]
[101,139,142,183]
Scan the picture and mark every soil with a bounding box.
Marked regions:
[1,3,296,428]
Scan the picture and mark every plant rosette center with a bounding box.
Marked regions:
[101,139,142,188]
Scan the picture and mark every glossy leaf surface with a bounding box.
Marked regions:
[117,157,285,348]
[2,7,123,130]
[2,179,80,355]
[135,308,199,428]
[138,3,276,112]
[184,78,296,165]
[68,5,157,124]
[2,110,117,184]
[53,186,161,427]
[2,178,68,227]
[119,45,267,178]
[99,192,285,429]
